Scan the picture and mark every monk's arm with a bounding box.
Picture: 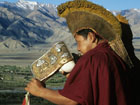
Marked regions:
[25,78,78,105]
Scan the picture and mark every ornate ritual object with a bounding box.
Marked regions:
[31,41,73,81]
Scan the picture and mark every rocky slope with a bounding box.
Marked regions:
[0,0,139,51]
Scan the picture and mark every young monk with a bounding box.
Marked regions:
[25,28,132,105]
[25,0,133,105]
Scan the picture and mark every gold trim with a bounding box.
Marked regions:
[116,14,129,24]
[73,27,97,37]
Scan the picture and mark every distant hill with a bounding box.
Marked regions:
[0,0,139,51]
[113,9,140,37]
[0,38,27,49]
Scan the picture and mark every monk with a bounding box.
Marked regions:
[25,29,132,105]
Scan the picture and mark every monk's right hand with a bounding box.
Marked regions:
[25,78,45,97]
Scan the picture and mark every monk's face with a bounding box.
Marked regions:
[75,32,95,54]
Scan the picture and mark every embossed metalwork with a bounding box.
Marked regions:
[31,41,73,81]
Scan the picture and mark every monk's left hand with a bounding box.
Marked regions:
[25,78,45,97]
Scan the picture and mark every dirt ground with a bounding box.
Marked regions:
[0,50,44,66]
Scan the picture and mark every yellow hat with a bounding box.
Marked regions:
[57,0,133,68]
[57,0,121,41]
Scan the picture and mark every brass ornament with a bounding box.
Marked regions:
[31,41,73,81]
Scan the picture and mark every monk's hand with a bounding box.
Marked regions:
[25,78,45,97]
[61,71,70,78]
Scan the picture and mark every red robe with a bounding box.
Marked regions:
[59,41,132,105]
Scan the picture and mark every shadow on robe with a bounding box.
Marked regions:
[120,22,140,105]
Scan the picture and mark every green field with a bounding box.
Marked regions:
[0,65,66,105]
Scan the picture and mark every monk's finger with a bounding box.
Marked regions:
[31,78,36,82]
[25,87,29,92]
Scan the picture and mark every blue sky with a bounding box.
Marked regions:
[0,0,140,10]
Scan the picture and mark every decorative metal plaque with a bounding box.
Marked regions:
[31,41,73,81]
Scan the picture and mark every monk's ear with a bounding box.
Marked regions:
[87,32,95,42]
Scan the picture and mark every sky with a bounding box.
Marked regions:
[0,0,140,10]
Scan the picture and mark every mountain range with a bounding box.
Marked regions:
[0,0,140,51]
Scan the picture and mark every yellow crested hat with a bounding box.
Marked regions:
[57,0,133,68]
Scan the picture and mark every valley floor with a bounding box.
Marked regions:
[0,40,140,67]
[0,50,45,66]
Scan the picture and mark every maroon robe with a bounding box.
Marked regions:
[59,41,132,105]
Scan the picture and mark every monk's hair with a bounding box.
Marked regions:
[76,29,93,39]
[76,29,103,40]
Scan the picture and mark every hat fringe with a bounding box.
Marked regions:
[116,14,129,24]
[109,39,133,68]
